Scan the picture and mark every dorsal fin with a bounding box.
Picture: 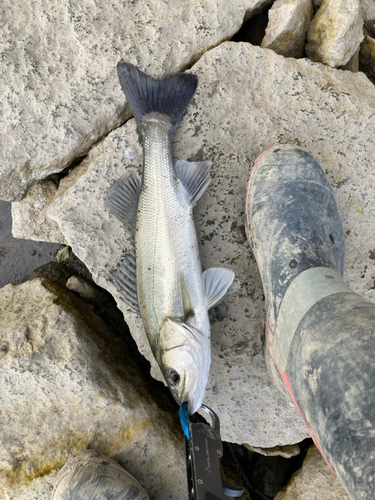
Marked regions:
[175,160,212,207]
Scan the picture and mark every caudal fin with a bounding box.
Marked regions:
[117,62,198,134]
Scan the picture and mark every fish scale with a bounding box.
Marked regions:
[136,117,196,339]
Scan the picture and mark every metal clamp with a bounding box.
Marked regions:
[179,403,244,500]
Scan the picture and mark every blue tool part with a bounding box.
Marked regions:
[179,402,191,440]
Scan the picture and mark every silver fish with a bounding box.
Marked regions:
[106,62,236,414]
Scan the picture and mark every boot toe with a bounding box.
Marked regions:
[246,144,345,332]
[51,450,150,500]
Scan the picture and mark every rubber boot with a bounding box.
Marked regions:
[51,450,150,500]
[246,144,375,499]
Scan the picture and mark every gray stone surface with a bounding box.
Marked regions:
[0,278,187,500]
[11,180,66,243]
[0,200,62,288]
[275,445,351,499]
[0,0,271,202]
[11,41,375,449]
[306,0,364,67]
[44,109,308,449]
[340,46,360,72]
[245,0,277,18]
[261,0,313,58]
[244,443,301,458]
[359,29,375,83]
[361,0,375,33]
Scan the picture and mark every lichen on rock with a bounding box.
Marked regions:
[305,0,364,67]
[0,278,186,499]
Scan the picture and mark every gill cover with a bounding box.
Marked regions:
[159,318,211,414]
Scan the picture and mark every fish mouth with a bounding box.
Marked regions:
[187,396,202,415]
[180,372,204,415]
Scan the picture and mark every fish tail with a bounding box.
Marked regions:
[117,62,198,135]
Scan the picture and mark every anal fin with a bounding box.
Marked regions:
[203,267,239,310]
[175,160,212,207]
[110,242,139,314]
[105,168,142,234]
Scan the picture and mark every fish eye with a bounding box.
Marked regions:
[169,371,180,385]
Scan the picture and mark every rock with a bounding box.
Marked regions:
[227,440,312,499]
[361,0,375,34]
[11,180,66,243]
[0,278,187,500]
[43,115,308,449]
[13,41,375,448]
[66,275,118,312]
[275,445,351,499]
[261,0,313,58]
[67,275,99,299]
[244,0,276,19]
[0,200,62,288]
[339,46,360,72]
[359,29,375,84]
[306,0,364,67]
[0,0,271,203]
[29,257,92,287]
[243,443,301,458]
[29,261,74,289]
[231,8,271,46]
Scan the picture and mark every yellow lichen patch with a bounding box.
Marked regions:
[103,419,153,456]
[2,419,155,491]
[4,459,65,488]
[2,433,89,489]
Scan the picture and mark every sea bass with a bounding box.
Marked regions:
[107,62,236,414]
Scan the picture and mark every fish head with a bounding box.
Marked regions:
[159,318,211,415]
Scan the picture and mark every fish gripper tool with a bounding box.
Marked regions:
[179,402,244,500]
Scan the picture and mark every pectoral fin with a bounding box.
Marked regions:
[203,267,239,310]
[105,168,142,234]
[175,160,212,207]
[180,273,195,321]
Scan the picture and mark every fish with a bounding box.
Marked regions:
[106,62,237,414]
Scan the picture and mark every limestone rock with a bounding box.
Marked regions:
[243,443,301,458]
[361,0,375,34]
[66,275,99,299]
[14,41,375,448]
[245,0,276,19]
[306,0,364,67]
[0,0,271,203]
[340,45,360,72]
[232,8,271,46]
[0,278,186,499]
[261,0,313,58]
[275,445,351,499]
[11,180,66,243]
[0,200,62,288]
[44,116,308,449]
[359,29,375,83]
